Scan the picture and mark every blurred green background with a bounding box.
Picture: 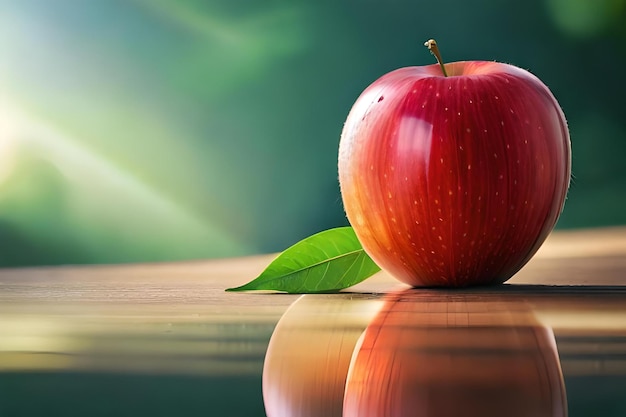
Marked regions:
[0,0,625,267]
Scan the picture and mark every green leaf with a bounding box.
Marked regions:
[226,227,380,293]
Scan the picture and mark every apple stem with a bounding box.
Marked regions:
[424,39,448,77]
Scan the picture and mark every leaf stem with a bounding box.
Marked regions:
[424,39,448,77]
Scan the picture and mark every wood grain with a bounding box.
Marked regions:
[0,226,625,376]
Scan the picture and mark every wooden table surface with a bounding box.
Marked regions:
[1,226,626,416]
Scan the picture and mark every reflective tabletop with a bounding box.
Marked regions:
[1,227,625,416]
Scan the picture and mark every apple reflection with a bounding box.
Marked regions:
[263,294,384,417]
[344,291,567,417]
[263,290,567,417]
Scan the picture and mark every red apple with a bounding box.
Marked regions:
[338,40,571,287]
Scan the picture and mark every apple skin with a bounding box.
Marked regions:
[338,61,571,287]
[343,290,567,417]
